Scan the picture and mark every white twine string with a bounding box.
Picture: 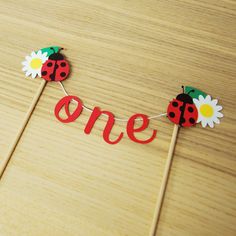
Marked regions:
[58,81,167,122]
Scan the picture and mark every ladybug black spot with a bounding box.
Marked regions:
[179,106,184,112]
[180,117,185,124]
[42,71,47,76]
[172,101,178,107]
[188,107,194,113]
[169,112,175,118]
[47,62,53,67]
[50,74,55,80]
[189,118,195,124]
[55,64,59,69]
[61,62,66,67]
[60,72,66,77]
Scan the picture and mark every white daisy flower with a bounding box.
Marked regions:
[22,50,48,78]
[193,95,223,128]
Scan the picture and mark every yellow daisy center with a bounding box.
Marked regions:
[200,104,214,118]
[30,58,42,69]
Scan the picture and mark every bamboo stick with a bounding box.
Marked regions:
[0,80,47,179]
[149,124,179,236]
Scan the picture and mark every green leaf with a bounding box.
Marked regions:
[37,46,61,56]
[185,86,207,99]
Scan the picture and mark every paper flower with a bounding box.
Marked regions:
[22,50,48,78]
[193,95,223,128]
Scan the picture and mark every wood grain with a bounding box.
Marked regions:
[0,0,235,235]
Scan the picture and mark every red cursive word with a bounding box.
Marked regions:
[55,96,157,144]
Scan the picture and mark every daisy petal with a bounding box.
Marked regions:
[31,72,37,78]
[216,105,222,111]
[214,118,220,124]
[208,120,214,128]
[37,50,42,56]
[25,55,31,61]
[201,119,207,128]
[197,115,202,123]
[198,95,204,101]
[22,61,28,66]
[42,57,48,63]
[25,71,31,77]
[31,51,36,57]
[212,99,218,106]
[216,112,223,118]
[42,52,48,57]
[22,66,28,72]
[206,95,211,102]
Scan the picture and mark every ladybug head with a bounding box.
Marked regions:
[49,47,64,60]
[176,86,195,104]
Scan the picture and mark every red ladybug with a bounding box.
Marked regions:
[167,86,198,127]
[41,48,70,82]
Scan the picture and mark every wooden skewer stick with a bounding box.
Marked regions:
[0,80,47,180]
[149,124,180,236]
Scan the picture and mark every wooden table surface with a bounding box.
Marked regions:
[0,1,236,235]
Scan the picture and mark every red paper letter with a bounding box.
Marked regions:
[127,114,157,144]
[84,107,123,144]
[54,96,83,123]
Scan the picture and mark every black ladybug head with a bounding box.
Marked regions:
[49,47,64,60]
[176,86,194,104]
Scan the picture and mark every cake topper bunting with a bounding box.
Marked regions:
[22,46,224,144]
